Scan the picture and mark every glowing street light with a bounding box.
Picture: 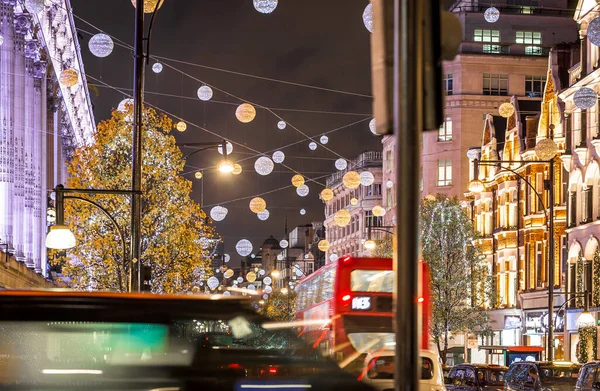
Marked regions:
[364,239,376,251]
[218,159,234,174]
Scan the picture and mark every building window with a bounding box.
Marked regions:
[516,31,541,45]
[483,44,503,54]
[536,242,543,287]
[525,75,545,97]
[385,150,393,174]
[365,211,382,228]
[438,117,452,141]
[444,73,453,95]
[474,29,500,43]
[482,73,508,96]
[437,159,452,186]
[525,46,543,56]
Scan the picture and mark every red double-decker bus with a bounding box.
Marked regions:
[294,256,429,375]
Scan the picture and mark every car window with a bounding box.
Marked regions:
[538,366,579,381]
[464,368,476,386]
[366,356,436,380]
[477,368,506,386]
[578,365,593,388]
[453,368,466,386]
[583,367,597,389]
[421,357,434,380]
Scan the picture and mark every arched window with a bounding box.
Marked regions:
[568,169,583,227]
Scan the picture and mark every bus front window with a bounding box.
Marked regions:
[350,270,394,292]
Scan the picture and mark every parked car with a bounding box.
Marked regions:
[505,361,580,391]
[576,361,600,391]
[360,349,446,391]
[446,363,507,391]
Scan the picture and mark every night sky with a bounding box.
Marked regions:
[69,1,451,264]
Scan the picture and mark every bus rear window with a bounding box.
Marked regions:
[351,270,393,292]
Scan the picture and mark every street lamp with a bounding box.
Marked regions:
[271,269,281,279]
[217,159,234,174]
[364,223,394,250]
[364,239,377,251]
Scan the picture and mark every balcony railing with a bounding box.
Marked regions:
[326,151,382,188]
[569,63,581,86]
[450,4,574,18]
[459,42,551,57]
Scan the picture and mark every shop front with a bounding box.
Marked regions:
[523,308,565,360]
[564,308,599,363]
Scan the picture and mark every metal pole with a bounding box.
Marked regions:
[395,0,420,390]
[55,184,65,226]
[547,158,556,361]
[130,0,145,292]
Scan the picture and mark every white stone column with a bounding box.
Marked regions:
[23,39,36,267]
[33,60,46,274]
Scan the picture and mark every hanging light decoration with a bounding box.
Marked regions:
[277,120,286,130]
[296,185,309,197]
[291,174,305,187]
[334,209,351,227]
[573,87,598,110]
[224,269,234,279]
[589,17,600,46]
[320,188,334,201]
[0,34,4,47]
[350,197,359,206]
[118,98,133,113]
[253,0,278,14]
[320,135,329,144]
[263,276,272,285]
[194,171,203,179]
[254,156,275,176]
[363,3,373,33]
[300,208,306,215]
[498,102,515,118]
[484,7,500,23]
[272,151,285,163]
[309,141,317,150]
[207,276,219,290]
[224,254,231,263]
[360,171,375,186]
[257,209,270,221]
[25,0,44,13]
[152,63,163,73]
[259,269,266,276]
[249,197,267,213]
[236,103,256,123]
[247,284,256,291]
[330,253,339,262]
[535,138,558,161]
[318,240,330,252]
[176,121,187,132]
[88,33,114,58]
[372,205,386,217]
[217,141,233,155]
[369,118,377,134]
[264,286,273,294]
[59,69,79,87]
[279,239,289,248]
[210,206,228,222]
[335,158,348,171]
[386,180,393,188]
[246,271,257,283]
[197,85,213,101]
[232,163,243,175]
[236,239,253,257]
[343,171,361,189]
[131,0,164,13]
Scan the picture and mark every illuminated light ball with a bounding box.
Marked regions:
[235,103,256,123]
[176,121,187,132]
[320,135,329,144]
[318,239,330,252]
[131,0,164,13]
[246,271,257,283]
[224,269,234,279]
[88,33,114,58]
[264,285,273,294]
[257,209,270,221]
[207,276,219,290]
[589,17,600,46]
[535,138,558,161]
[210,206,228,222]
[236,239,253,257]
[249,197,267,213]
[291,174,305,188]
[466,148,480,160]
[573,87,598,110]
[259,269,266,276]
[197,85,213,101]
[296,185,309,197]
[369,118,377,134]
[329,253,339,262]
[484,7,500,23]
[350,197,358,206]
[386,180,393,189]
[25,0,44,13]
[194,171,203,179]
[152,62,163,73]
[263,276,272,285]
[320,188,334,201]
[360,171,375,186]
[223,291,231,296]
[218,141,233,155]
[272,151,285,163]
[372,205,386,217]
[335,158,348,171]
[237,276,244,283]
[247,284,256,291]
[253,0,278,14]
[342,171,361,189]
[498,102,515,118]
[277,120,286,130]
[59,69,79,87]
[232,163,243,175]
[363,3,373,33]
[309,141,318,150]
[254,156,274,176]
[300,208,306,215]
[334,209,351,227]
[0,34,4,47]
[118,98,134,112]
[224,254,230,263]
[280,239,289,248]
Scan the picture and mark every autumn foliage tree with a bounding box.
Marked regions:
[53,106,217,293]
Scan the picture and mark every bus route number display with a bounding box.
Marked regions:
[351,296,371,311]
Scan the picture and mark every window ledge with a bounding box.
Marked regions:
[437,139,453,143]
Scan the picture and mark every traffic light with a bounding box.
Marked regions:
[141,265,152,292]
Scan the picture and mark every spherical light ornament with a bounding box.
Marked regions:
[272,151,285,163]
[236,239,253,257]
[318,240,330,252]
[466,148,480,160]
[249,197,267,213]
[291,174,305,188]
[218,141,234,155]
[296,185,309,197]
[223,291,231,296]
[573,87,598,110]
[343,171,361,189]
[372,205,386,217]
[254,156,274,176]
[309,141,317,150]
[535,138,558,161]
[207,276,219,290]
[369,118,377,134]
[236,103,256,123]
[263,276,272,285]
[300,208,306,215]
[253,0,278,14]
[237,277,244,283]
[277,120,286,130]
[232,163,243,175]
[335,158,348,171]
[152,62,163,73]
[118,98,134,113]
[194,171,203,180]
[360,171,375,186]
[386,180,393,189]
[224,269,234,279]
[257,209,270,221]
[25,0,44,13]
[484,7,500,23]
[498,102,515,118]
[330,253,339,262]
[280,239,289,248]
[259,269,266,276]
[0,34,4,47]
[588,17,600,46]
[248,284,257,291]
[224,254,231,263]
[246,271,257,283]
[176,121,187,132]
[210,206,228,222]
[131,0,164,13]
[363,3,374,33]
[88,33,114,58]
[320,135,329,144]
[320,188,334,201]
[334,209,351,227]
[59,69,79,87]
[197,85,213,101]
[264,285,273,294]
[350,197,359,206]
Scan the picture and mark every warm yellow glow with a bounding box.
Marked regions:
[45,225,76,249]
[194,171,203,179]
[249,197,267,213]
[271,269,281,279]
[218,160,234,174]
[176,121,187,132]
[577,311,596,328]
[291,174,305,188]
[468,179,485,193]
[372,205,386,217]
[334,209,351,227]
[498,102,515,118]
[281,288,289,294]
[130,0,164,13]
[235,103,256,123]
[317,239,330,252]
[342,171,361,189]
[350,197,358,206]
[535,138,558,160]
[364,240,376,250]
[59,69,79,87]
[320,188,334,201]
[232,163,242,175]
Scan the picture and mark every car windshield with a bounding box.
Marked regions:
[367,356,435,380]
[476,368,506,386]
[538,366,579,382]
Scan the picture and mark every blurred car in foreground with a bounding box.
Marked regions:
[0,290,374,391]
[576,361,600,391]
[446,363,507,391]
[359,349,446,391]
[505,361,580,391]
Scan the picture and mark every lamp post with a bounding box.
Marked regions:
[364,225,394,251]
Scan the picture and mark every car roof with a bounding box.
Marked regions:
[455,364,508,369]
[365,349,440,360]
[511,361,580,368]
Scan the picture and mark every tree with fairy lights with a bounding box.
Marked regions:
[51,105,217,293]
[421,195,493,364]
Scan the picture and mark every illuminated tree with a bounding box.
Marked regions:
[263,290,297,322]
[52,106,217,293]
